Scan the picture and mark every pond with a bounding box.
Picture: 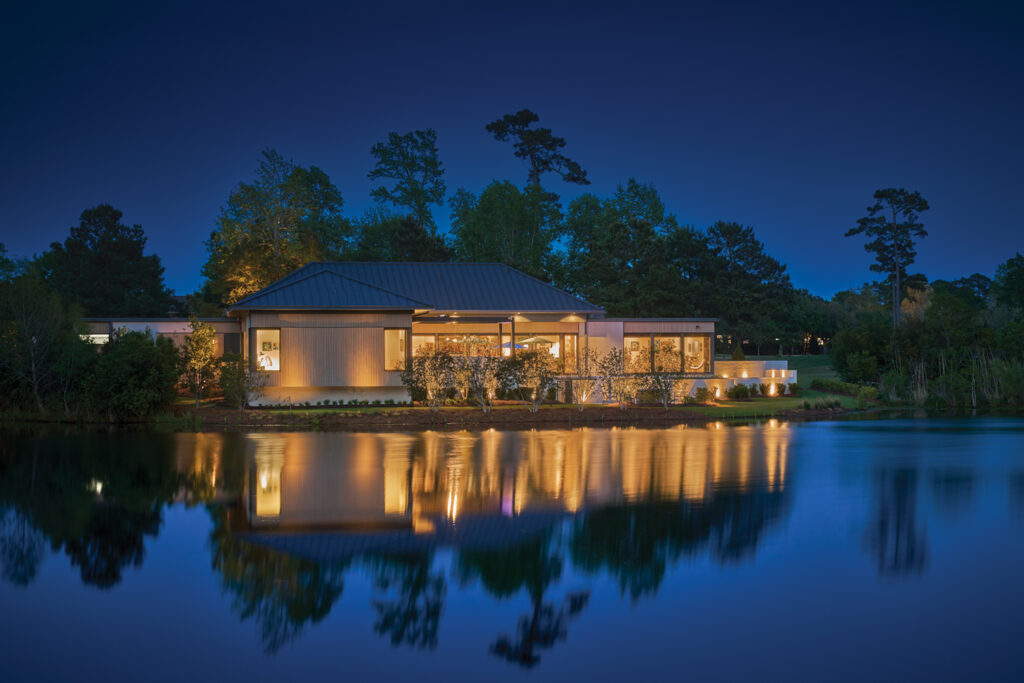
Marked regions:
[2,418,1023,681]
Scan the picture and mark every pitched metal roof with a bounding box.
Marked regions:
[230,262,603,313]
[230,268,432,310]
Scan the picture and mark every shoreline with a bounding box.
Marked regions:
[0,401,925,433]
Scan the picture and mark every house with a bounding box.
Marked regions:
[85,261,795,405]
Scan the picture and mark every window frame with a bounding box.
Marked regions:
[682,333,712,374]
[652,334,683,373]
[384,327,411,371]
[251,327,282,372]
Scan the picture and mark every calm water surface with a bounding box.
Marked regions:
[2,419,1023,681]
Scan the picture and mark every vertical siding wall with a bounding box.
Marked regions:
[249,312,411,389]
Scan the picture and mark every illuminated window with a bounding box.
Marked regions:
[684,335,710,373]
[624,336,650,373]
[80,334,109,345]
[254,329,280,371]
[653,335,682,372]
[563,334,578,373]
[411,334,435,356]
[467,334,498,357]
[384,329,407,370]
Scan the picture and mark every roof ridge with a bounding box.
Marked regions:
[231,263,327,306]
[319,269,433,307]
[230,266,433,310]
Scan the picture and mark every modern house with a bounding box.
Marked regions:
[85,261,795,405]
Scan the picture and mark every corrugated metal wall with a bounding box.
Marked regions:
[251,311,410,388]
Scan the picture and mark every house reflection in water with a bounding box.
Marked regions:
[240,424,791,542]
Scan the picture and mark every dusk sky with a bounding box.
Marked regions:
[2,0,1021,299]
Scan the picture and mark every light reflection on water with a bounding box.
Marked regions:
[2,419,1024,681]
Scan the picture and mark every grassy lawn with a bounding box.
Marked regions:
[682,389,858,418]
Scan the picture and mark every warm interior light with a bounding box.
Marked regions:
[741,370,748,378]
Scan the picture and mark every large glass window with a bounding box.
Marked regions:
[255,329,280,371]
[684,335,711,373]
[653,335,682,372]
[466,334,499,357]
[438,334,466,355]
[384,329,407,370]
[624,336,650,373]
[411,335,435,356]
[563,334,578,374]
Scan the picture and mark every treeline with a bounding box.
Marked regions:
[0,245,263,416]
[3,107,1022,414]
[192,110,831,352]
[830,256,1024,408]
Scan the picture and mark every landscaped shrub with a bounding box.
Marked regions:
[856,386,876,409]
[810,377,879,399]
[731,345,746,360]
[788,382,799,396]
[726,384,750,399]
[844,350,880,384]
[759,383,770,396]
[694,387,712,404]
[82,330,180,418]
[219,352,269,410]
[775,382,787,396]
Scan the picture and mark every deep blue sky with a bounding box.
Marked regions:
[1,0,1021,298]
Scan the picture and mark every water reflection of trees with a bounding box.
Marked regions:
[0,506,46,586]
[457,531,590,668]
[207,507,349,653]
[0,433,181,588]
[367,552,445,649]
[571,488,790,600]
[866,468,927,576]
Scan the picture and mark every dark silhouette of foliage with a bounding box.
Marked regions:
[485,109,589,187]
[37,204,172,316]
[846,188,930,327]
[367,552,446,649]
[368,129,446,234]
[207,507,348,653]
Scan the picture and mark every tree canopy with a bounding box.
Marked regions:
[368,129,446,234]
[449,181,559,279]
[485,109,589,187]
[350,210,453,262]
[37,205,172,316]
[846,188,930,326]
[201,149,350,306]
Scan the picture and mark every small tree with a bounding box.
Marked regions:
[467,356,502,413]
[453,358,473,403]
[82,331,180,418]
[594,348,645,409]
[645,372,680,410]
[505,350,558,412]
[54,320,95,416]
[564,348,600,412]
[182,316,218,407]
[219,352,268,410]
[401,351,455,413]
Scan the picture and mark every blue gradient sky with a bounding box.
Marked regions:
[1,0,1021,298]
